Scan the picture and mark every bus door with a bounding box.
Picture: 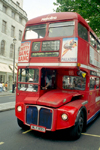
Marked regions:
[88,77,97,118]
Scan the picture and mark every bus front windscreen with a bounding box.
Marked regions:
[49,21,75,37]
[25,24,46,40]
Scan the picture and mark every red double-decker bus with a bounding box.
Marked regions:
[15,12,100,139]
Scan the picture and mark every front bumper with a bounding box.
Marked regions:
[15,103,77,132]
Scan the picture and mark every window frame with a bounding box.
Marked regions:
[19,30,22,41]
[11,25,15,37]
[11,11,15,19]
[49,21,75,38]
[3,5,7,13]
[2,20,7,34]
[0,40,5,56]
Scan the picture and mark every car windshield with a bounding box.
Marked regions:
[63,76,86,90]
[25,24,46,40]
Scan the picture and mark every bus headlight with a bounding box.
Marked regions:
[17,106,22,112]
[61,113,68,120]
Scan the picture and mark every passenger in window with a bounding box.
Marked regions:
[42,75,52,90]
[41,69,52,90]
[41,76,52,90]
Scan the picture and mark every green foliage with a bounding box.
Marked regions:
[53,0,100,37]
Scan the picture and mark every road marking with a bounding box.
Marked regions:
[22,129,32,134]
[0,142,4,145]
[82,133,100,138]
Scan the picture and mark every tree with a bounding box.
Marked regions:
[53,0,100,37]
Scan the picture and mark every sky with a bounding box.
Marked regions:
[23,0,57,20]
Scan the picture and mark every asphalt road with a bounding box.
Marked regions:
[0,110,100,150]
[0,95,15,104]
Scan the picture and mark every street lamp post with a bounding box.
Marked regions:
[12,38,17,93]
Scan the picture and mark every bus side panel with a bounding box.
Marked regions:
[78,37,89,65]
[95,88,100,112]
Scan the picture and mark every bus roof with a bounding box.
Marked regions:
[26,12,99,40]
[26,12,89,28]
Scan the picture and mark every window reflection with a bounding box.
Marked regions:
[18,84,38,92]
[25,24,46,40]
[63,76,86,90]
[49,21,75,37]
[18,68,39,83]
[18,68,39,92]
[90,77,99,90]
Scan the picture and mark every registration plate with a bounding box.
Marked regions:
[30,124,46,133]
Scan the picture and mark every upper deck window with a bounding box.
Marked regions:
[25,24,46,40]
[90,33,97,48]
[97,41,100,51]
[78,23,88,41]
[49,21,75,37]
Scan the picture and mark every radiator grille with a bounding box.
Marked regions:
[39,108,52,129]
[26,106,52,129]
[26,106,38,125]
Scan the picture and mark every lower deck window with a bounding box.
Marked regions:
[90,77,99,90]
[18,83,38,92]
[63,76,86,90]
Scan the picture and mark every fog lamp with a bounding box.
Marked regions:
[61,113,68,120]
[17,106,22,112]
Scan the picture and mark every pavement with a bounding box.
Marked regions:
[0,91,15,112]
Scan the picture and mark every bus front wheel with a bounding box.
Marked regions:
[69,111,84,139]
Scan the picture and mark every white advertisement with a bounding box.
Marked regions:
[61,38,78,62]
[18,41,31,63]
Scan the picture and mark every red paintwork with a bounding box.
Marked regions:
[15,102,24,122]
[37,89,82,107]
[24,96,39,105]
[16,12,100,133]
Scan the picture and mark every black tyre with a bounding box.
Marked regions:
[69,111,84,140]
[17,118,28,129]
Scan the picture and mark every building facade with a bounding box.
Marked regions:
[0,0,27,90]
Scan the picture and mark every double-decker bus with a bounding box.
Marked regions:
[16,12,100,139]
